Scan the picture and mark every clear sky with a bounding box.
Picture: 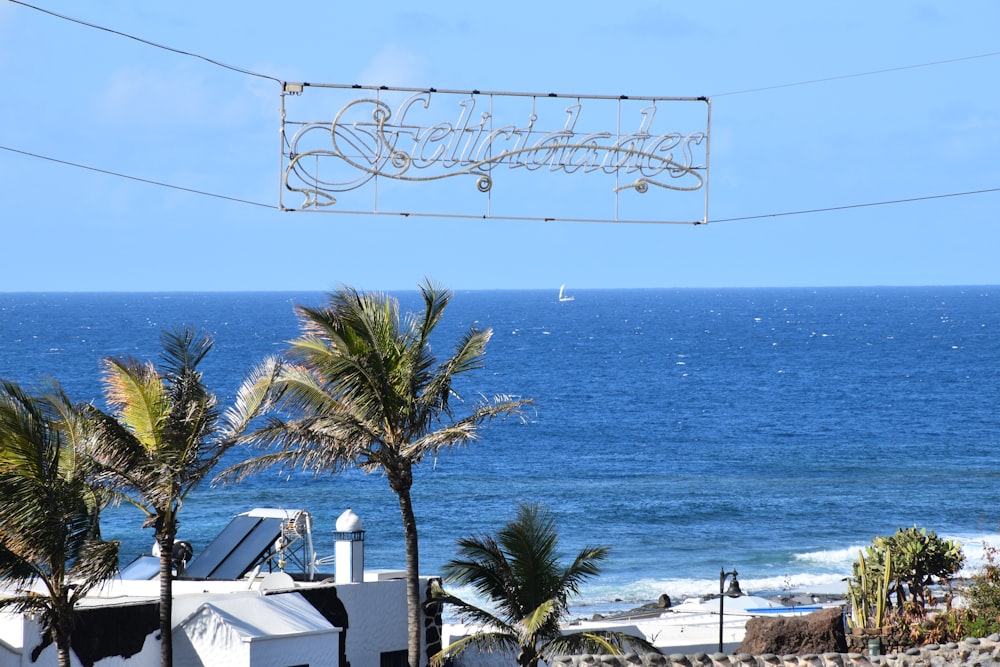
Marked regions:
[1,1,998,292]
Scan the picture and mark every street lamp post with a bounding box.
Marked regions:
[719,568,743,653]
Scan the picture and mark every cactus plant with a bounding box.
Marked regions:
[848,546,892,630]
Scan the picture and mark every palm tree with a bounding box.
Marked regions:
[430,503,657,667]
[217,280,532,667]
[83,328,279,667]
[0,380,119,667]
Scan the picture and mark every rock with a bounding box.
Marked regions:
[738,607,847,656]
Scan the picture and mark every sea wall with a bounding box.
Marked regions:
[550,634,1000,667]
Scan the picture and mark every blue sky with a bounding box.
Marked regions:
[1,1,998,292]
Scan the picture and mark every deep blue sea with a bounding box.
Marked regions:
[2,288,999,616]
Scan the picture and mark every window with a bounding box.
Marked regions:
[380,649,407,667]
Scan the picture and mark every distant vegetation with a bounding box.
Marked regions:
[846,526,1000,646]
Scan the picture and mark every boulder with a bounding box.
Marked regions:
[737,607,847,656]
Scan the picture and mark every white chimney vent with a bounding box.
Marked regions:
[333,508,365,584]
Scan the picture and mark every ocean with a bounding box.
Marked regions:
[2,287,999,617]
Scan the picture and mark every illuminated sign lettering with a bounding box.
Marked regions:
[280,84,710,224]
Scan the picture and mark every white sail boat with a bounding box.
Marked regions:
[558,284,575,302]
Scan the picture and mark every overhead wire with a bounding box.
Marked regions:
[6,0,283,86]
[710,51,1000,97]
[0,146,278,209]
[709,187,1000,223]
[4,0,999,221]
[5,138,992,221]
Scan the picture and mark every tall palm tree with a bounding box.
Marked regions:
[0,380,119,667]
[430,503,657,667]
[217,280,532,667]
[83,328,279,667]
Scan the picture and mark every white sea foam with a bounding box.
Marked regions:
[788,532,1000,588]
[439,531,1000,622]
[565,572,851,617]
[794,544,868,570]
[563,531,1000,616]
[943,531,1000,578]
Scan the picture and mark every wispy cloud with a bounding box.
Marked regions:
[94,63,267,131]
[356,46,430,88]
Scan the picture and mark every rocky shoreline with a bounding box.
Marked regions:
[560,591,1000,667]
[552,633,1000,666]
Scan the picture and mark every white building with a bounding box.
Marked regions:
[0,509,437,667]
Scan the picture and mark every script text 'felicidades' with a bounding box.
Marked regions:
[281,86,710,223]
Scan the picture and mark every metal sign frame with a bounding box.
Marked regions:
[279,83,711,224]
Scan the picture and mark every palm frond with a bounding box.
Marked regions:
[213,413,375,484]
[214,449,298,484]
[428,581,526,666]
[0,593,56,618]
[159,327,213,380]
[430,630,518,667]
[499,506,559,596]
[517,598,562,644]
[543,630,658,658]
[0,539,43,585]
[559,544,611,597]
[0,381,50,478]
[36,382,91,474]
[402,396,532,462]
[437,503,621,667]
[416,279,450,341]
[0,379,119,654]
[292,289,415,432]
[445,327,493,378]
[417,326,490,418]
[444,534,521,619]
[274,363,356,418]
[429,580,510,630]
[82,407,159,493]
[218,356,285,442]
[67,538,120,603]
[100,357,169,449]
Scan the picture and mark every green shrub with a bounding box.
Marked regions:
[848,526,965,646]
[875,526,964,612]
[887,538,1000,645]
[962,541,1000,636]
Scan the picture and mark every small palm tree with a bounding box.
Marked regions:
[0,380,119,667]
[431,503,657,667]
[217,280,532,667]
[83,328,279,667]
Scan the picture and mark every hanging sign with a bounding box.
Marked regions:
[280,83,710,224]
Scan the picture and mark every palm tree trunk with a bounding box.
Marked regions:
[157,529,175,667]
[56,641,71,667]
[54,615,72,667]
[393,474,422,667]
[52,591,73,667]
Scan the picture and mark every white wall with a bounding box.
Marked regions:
[249,634,339,667]
[2,576,422,667]
[334,577,422,667]
[0,613,23,667]
[89,635,159,667]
